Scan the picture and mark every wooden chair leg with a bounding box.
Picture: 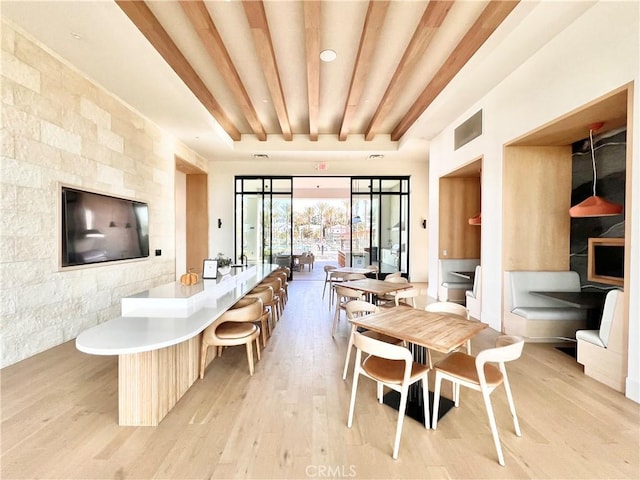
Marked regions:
[246,342,254,376]
[260,318,268,347]
[199,344,209,379]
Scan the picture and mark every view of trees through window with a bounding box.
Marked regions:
[290,199,349,259]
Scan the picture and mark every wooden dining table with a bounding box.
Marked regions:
[348,306,488,426]
[349,306,488,355]
[331,266,377,275]
[334,278,413,304]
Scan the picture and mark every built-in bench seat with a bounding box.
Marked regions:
[576,289,626,392]
[503,270,587,341]
[438,258,479,304]
[465,265,481,319]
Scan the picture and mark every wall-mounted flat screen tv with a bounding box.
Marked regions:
[587,237,624,287]
[61,186,149,267]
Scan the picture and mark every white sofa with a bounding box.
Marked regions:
[576,289,626,392]
[438,259,479,304]
[465,265,481,319]
[503,271,587,341]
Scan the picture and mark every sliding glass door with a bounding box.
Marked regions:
[235,177,293,267]
[351,177,410,276]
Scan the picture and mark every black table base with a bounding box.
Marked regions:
[383,386,455,428]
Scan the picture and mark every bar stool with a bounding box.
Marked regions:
[246,286,275,345]
[268,270,289,305]
[199,297,262,378]
[259,276,284,319]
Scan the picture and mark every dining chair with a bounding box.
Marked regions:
[331,272,366,307]
[199,297,263,378]
[332,286,363,337]
[322,265,337,300]
[393,287,420,308]
[385,271,402,279]
[342,300,403,379]
[366,264,379,279]
[377,276,409,307]
[347,332,430,459]
[425,301,471,357]
[327,270,345,307]
[431,335,525,466]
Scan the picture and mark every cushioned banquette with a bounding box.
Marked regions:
[438,259,479,303]
[576,289,626,392]
[465,265,481,319]
[503,271,587,341]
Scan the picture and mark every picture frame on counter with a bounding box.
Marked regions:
[202,259,218,279]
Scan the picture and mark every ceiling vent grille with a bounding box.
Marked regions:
[454,109,483,150]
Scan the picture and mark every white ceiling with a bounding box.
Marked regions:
[1,1,596,164]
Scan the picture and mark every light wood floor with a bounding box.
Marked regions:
[2,279,638,479]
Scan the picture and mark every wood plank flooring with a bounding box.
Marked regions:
[2,279,639,479]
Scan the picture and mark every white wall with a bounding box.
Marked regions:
[428,1,639,402]
[207,158,429,281]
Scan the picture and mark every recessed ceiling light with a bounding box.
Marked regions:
[320,49,337,62]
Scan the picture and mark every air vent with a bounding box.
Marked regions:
[368,154,384,160]
[454,109,482,150]
[252,154,269,159]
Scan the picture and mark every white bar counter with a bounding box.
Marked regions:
[76,264,277,426]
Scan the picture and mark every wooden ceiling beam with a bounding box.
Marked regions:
[364,0,454,141]
[304,1,320,141]
[391,0,520,141]
[339,1,390,142]
[180,1,266,141]
[115,0,241,141]
[242,0,293,141]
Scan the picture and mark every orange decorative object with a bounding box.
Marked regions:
[569,196,623,217]
[569,123,623,218]
[468,213,481,225]
[180,270,199,286]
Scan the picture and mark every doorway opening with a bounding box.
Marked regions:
[234,175,410,278]
[292,176,350,261]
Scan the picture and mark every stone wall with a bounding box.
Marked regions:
[0,21,203,367]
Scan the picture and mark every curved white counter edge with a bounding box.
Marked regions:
[76,264,275,355]
[74,263,279,426]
